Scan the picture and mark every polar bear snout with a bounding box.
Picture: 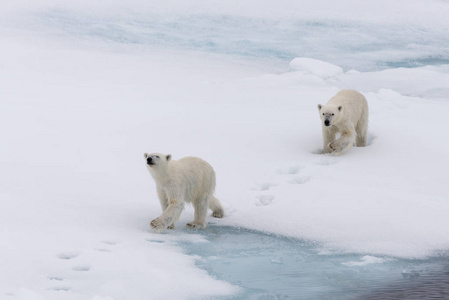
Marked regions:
[147,157,155,166]
[323,115,333,126]
[320,112,335,127]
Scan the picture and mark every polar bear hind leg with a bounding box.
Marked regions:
[356,111,369,147]
[209,195,224,218]
[186,194,224,229]
[186,196,209,229]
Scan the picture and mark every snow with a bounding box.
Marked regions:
[289,58,343,78]
[342,256,389,267]
[1,0,449,299]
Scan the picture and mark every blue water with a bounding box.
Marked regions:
[36,10,449,71]
[180,226,448,300]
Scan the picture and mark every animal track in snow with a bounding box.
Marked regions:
[47,277,71,293]
[72,265,91,272]
[278,165,303,175]
[51,286,71,292]
[102,240,120,246]
[56,251,80,260]
[48,277,64,281]
[253,162,314,207]
[289,176,311,185]
[254,182,277,191]
[96,239,120,252]
[95,248,112,253]
[314,157,339,166]
[256,195,275,206]
[49,239,121,295]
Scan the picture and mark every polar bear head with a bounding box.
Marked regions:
[144,152,172,172]
[317,104,342,127]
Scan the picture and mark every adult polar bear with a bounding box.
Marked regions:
[318,90,369,155]
[144,153,224,232]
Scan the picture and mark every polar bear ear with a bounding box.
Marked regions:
[166,154,172,161]
[317,104,322,110]
[144,153,149,159]
[338,106,342,111]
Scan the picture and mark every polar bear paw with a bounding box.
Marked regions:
[329,140,351,155]
[150,218,167,231]
[185,222,206,229]
[211,210,224,218]
[328,141,340,152]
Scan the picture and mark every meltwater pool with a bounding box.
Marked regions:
[179,226,449,300]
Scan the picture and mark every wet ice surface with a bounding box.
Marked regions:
[364,265,449,300]
[29,9,449,71]
[181,226,448,300]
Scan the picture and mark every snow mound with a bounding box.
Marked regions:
[289,57,344,78]
[342,256,389,267]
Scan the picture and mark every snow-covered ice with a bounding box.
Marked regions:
[1,0,449,299]
[289,57,344,78]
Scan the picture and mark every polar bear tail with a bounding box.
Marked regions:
[209,195,224,218]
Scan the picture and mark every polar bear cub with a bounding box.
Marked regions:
[144,153,224,232]
[318,89,369,155]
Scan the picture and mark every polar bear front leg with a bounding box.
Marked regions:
[322,127,336,154]
[150,199,184,232]
[329,128,356,155]
[156,188,176,229]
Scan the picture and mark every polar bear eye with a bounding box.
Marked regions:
[155,155,160,159]
[332,113,334,116]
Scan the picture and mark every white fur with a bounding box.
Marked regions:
[144,153,224,232]
[318,89,369,155]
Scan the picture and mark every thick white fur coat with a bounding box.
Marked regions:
[144,153,224,232]
[318,90,369,155]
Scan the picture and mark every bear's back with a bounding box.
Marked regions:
[329,89,367,107]
[174,157,213,172]
[171,157,215,183]
[328,89,368,121]
[170,157,216,198]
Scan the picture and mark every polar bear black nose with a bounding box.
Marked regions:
[147,157,153,165]
[324,120,330,126]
